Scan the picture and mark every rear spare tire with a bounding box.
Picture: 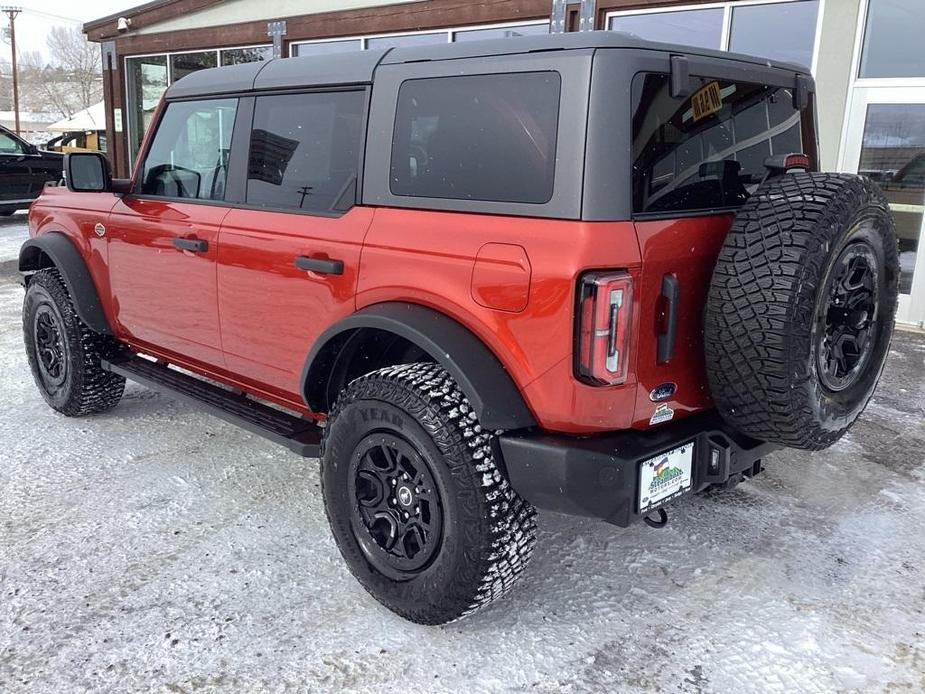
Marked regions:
[705,173,899,450]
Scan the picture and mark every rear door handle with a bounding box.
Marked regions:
[173,237,208,253]
[657,273,679,364]
[294,255,344,275]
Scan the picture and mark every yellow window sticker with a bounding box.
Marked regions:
[691,81,723,122]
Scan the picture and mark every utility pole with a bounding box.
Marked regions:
[1,6,20,134]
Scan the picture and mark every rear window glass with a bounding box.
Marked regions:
[390,72,561,204]
[631,73,808,215]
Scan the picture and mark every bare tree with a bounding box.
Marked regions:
[1,26,102,119]
[46,26,101,112]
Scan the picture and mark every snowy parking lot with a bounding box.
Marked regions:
[1,215,924,693]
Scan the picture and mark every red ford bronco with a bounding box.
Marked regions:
[20,32,899,624]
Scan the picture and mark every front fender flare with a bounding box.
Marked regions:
[19,232,112,335]
[302,302,536,431]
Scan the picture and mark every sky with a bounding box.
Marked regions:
[0,0,140,64]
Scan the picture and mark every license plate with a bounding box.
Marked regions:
[691,81,723,122]
[638,442,694,513]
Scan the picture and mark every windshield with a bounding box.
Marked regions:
[631,72,815,215]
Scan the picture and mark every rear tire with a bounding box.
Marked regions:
[705,173,899,450]
[23,268,125,416]
[321,363,537,624]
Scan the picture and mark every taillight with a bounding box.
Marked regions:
[576,271,633,386]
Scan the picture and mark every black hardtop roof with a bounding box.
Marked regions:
[165,30,810,99]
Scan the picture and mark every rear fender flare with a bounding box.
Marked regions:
[19,232,112,335]
[302,302,536,431]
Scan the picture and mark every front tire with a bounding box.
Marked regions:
[321,363,537,624]
[23,268,125,416]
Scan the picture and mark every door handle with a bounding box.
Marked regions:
[173,237,208,253]
[657,273,679,364]
[294,255,344,275]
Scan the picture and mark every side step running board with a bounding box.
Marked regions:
[102,355,322,457]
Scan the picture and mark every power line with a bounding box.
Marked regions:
[21,8,82,24]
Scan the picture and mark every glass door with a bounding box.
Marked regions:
[842,87,925,326]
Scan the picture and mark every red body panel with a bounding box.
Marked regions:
[630,215,735,429]
[28,188,733,435]
[359,208,650,432]
[108,196,229,368]
[216,206,374,401]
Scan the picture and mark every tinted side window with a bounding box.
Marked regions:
[0,130,24,154]
[390,72,560,204]
[631,74,808,214]
[245,91,364,214]
[141,98,238,200]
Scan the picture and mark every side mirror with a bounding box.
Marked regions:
[25,143,39,155]
[64,152,112,192]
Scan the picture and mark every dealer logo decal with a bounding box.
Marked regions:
[648,457,684,494]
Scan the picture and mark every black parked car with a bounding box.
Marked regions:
[0,124,63,215]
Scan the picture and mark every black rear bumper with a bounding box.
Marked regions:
[498,410,777,527]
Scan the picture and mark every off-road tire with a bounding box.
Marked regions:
[705,173,899,450]
[23,268,125,415]
[321,363,537,624]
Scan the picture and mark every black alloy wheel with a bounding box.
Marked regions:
[321,363,537,624]
[33,304,69,391]
[816,239,881,393]
[704,172,899,450]
[23,268,125,416]
[349,433,443,579]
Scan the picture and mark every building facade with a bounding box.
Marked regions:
[84,0,925,326]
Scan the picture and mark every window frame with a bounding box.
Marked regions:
[387,70,562,206]
[130,86,370,219]
[363,53,590,220]
[849,0,925,87]
[242,87,370,217]
[134,95,242,203]
[605,0,824,75]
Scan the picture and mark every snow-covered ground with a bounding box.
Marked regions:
[0,213,28,266]
[1,217,924,693]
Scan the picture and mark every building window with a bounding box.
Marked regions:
[289,21,550,57]
[170,51,217,83]
[608,0,820,70]
[126,55,168,158]
[125,45,270,165]
[221,46,273,65]
[390,72,561,204]
[246,91,365,214]
[366,32,446,50]
[860,0,925,79]
[453,22,550,41]
[609,8,724,51]
[729,1,819,69]
[291,40,361,57]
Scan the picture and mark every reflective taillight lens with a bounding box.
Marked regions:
[576,271,633,385]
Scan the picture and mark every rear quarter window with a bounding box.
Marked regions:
[389,72,561,204]
[631,73,810,215]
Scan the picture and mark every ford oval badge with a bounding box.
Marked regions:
[649,382,677,402]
